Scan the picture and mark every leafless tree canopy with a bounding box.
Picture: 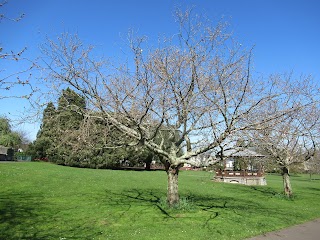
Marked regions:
[246,91,319,196]
[38,9,319,204]
[39,9,318,168]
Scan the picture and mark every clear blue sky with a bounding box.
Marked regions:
[1,0,320,141]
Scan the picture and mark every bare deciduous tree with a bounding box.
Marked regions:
[38,9,317,206]
[305,150,320,180]
[248,93,319,197]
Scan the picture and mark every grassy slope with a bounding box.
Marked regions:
[1,162,320,240]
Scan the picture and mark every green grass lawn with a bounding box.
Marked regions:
[1,162,320,240]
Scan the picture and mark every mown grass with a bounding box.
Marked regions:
[1,162,320,239]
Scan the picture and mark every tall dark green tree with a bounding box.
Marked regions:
[31,88,86,163]
[37,102,57,139]
[57,88,86,130]
[32,88,182,169]
[28,102,57,159]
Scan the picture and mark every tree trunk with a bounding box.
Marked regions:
[166,165,180,207]
[282,167,293,197]
[144,154,153,171]
[145,161,151,170]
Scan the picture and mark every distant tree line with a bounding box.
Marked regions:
[0,117,22,148]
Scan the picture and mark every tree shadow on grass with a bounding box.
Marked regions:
[305,187,320,197]
[105,188,175,219]
[102,185,312,233]
[0,191,44,240]
[103,188,269,224]
[249,186,279,196]
[0,191,101,240]
[114,189,176,218]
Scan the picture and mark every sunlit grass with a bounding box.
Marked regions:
[1,162,320,239]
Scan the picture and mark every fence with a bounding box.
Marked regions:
[215,170,264,177]
[16,155,32,161]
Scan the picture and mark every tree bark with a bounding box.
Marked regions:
[145,161,151,171]
[166,165,180,207]
[282,167,293,197]
[144,154,153,171]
